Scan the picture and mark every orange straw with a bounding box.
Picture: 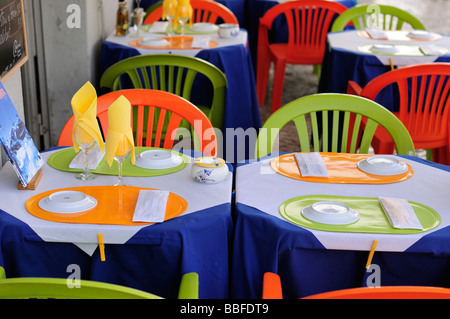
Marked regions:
[98,233,106,262]
[389,58,395,71]
[365,240,378,269]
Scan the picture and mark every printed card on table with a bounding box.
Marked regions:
[0,81,44,187]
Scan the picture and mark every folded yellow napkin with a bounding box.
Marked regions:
[105,95,135,167]
[71,82,105,153]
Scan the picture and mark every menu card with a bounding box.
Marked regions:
[0,81,44,187]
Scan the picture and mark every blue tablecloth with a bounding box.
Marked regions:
[232,154,450,299]
[0,148,234,299]
[100,37,261,164]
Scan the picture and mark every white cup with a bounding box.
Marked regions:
[218,23,239,38]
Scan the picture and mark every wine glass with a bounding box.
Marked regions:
[131,7,145,37]
[177,16,189,36]
[113,135,131,186]
[73,125,97,181]
[163,0,177,37]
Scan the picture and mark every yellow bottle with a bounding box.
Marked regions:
[116,1,129,36]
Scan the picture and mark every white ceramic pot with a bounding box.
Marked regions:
[218,23,239,38]
[191,157,228,184]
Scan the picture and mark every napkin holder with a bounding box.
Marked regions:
[18,169,43,190]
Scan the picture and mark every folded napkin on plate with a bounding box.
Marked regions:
[365,27,387,39]
[105,95,136,167]
[420,44,443,56]
[294,152,329,178]
[71,82,105,153]
[150,21,169,33]
[378,197,423,230]
[133,190,170,223]
[69,143,105,170]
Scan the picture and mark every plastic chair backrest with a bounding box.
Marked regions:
[259,0,347,62]
[99,54,227,130]
[178,272,199,299]
[262,272,283,299]
[358,63,450,150]
[58,89,217,157]
[144,0,238,25]
[0,277,161,299]
[304,286,450,299]
[331,4,426,32]
[255,93,415,158]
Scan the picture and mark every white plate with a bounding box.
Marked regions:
[134,150,183,169]
[407,30,433,39]
[301,201,360,225]
[38,191,97,214]
[138,38,170,47]
[370,44,399,53]
[189,23,218,32]
[357,155,408,176]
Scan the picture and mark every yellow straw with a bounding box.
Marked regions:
[389,58,395,71]
[365,240,378,269]
[98,233,106,262]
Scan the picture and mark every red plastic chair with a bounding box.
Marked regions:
[262,272,283,299]
[58,89,217,157]
[144,0,238,25]
[304,286,450,299]
[347,63,450,165]
[256,0,347,114]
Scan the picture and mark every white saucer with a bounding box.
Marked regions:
[189,23,218,32]
[134,149,183,169]
[357,155,408,176]
[301,201,360,225]
[38,191,97,214]
[370,44,399,53]
[407,30,433,39]
[138,38,170,47]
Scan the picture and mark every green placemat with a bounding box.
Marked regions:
[279,195,441,234]
[358,44,448,56]
[47,147,190,177]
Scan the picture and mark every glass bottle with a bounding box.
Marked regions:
[116,1,129,36]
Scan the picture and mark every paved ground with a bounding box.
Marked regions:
[259,0,450,153]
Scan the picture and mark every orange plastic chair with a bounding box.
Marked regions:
[347,63,450,165]
[256,0,347,114]
[144,0,239,25]
[262,272,283,299]
[58,89,217,157]
[304,286,450,299]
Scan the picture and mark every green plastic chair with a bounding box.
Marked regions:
[100,54,227,130]
[178,272,199,299]
[0,266,199,299]
[331,4,426,32]
[255,93,415,159]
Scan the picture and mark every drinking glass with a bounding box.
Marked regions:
[73,125,96,181]
[163,0,177,36]
[131,8,145,37]
[113,135,131,186]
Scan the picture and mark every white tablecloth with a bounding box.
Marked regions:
[0,149,233,255]
[236,155,450,252]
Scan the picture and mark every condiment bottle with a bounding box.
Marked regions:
[116,1,129,36]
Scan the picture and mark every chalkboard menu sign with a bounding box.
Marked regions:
[0,0,27,81]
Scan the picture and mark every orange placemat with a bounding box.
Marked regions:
[129,37,219,50]
[271,153,414,184]
[26,186,188,226]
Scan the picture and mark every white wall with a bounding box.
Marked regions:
[41,0,132,146]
